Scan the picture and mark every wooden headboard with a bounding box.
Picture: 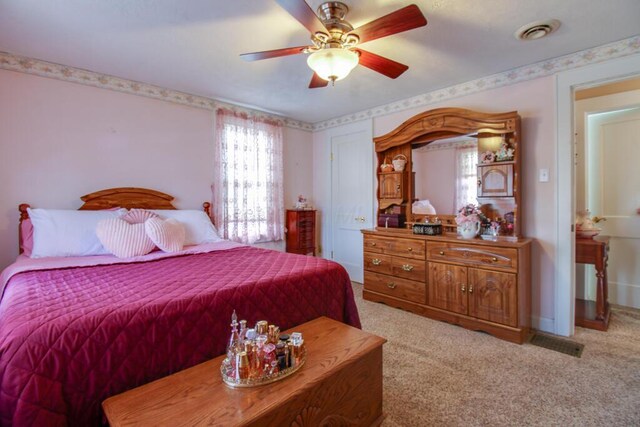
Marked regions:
[18,187,212,253]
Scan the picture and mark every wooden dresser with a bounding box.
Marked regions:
[363,229,532,344]
[285,209,316,256]
[364,108,532,344]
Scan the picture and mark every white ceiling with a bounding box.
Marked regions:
[1,0,639,123]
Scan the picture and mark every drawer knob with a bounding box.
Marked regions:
[402,264,414,272]
[439,251,445,255]
[387,282,397,289]
[371,258,382,266]
[492,257,498,262]
[461,284,466,292]
[407,247,413,252]
[371,242,377,247]
[469,285,474,293]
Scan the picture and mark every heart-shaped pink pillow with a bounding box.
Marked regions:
[122,208,158,224]
[144,217,185,253]
[96,218,156,258]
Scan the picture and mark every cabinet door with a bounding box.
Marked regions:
[477,164,513,197]
[468,268,517,327]
[379,172,403,200]
[427,262,467,315]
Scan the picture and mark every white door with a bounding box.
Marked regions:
[587,106,640,308]
[330,122,374,283]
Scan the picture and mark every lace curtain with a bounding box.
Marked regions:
[212,109,284,244]
[454,146,478,211]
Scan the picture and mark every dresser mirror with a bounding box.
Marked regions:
[374,108,522,237]
[412,136,477,216]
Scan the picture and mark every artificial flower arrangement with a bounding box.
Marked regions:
[479,141,515,164]
[455,204,487,225]
[479,150,495,164]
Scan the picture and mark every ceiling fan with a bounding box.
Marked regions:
[240,0,427,88]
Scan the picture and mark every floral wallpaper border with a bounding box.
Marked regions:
[2,34,639,132]
[0,51,313,132]
[313,35,640,131]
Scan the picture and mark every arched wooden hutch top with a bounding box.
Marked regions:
[373,107,522,237]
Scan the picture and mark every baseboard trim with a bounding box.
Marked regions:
[609,281,640,309]
[532,316,555,334]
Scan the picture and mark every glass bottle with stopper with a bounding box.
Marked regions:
[226,310,240,361]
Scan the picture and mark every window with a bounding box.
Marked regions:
[454,145,478,211]
[212,109,284,244]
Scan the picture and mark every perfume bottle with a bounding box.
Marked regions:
[255,320,268,335]
[275,342,286,370]
[238,319,247,346]
[235,351,250,380]
[287,342,295,368]
[251,344,260,377]
[226,310,240,362]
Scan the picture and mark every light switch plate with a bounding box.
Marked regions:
[539,168,549,182]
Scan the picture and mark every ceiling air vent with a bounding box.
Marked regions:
[514,19,561,41]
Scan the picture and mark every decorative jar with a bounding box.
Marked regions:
[392,154,407,172]
[458,221,480,239]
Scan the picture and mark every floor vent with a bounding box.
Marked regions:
[529,333,584,358]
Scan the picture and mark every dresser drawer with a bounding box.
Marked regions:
[390,257,426,282]
[387,239,425,260]
[298,218,314,229]
[363,235,393,254]
[298,210,315,219]
[299,230,313,243]
[364,253,393,275]
[364,271,426,304]
[427,242,518,272]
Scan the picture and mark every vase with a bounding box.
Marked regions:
[458,221,480,239]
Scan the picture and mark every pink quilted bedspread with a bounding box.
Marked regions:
[0,246,360,426]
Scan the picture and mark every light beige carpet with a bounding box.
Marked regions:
[352,282,640,427]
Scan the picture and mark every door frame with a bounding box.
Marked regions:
[327,119,375,279]
[555,53,640,336]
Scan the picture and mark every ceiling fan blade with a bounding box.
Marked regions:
[350,4,427,44]
[309,72,329,88]
[240,46,308,61]
[356,49,409,79]
[276,0,328,35]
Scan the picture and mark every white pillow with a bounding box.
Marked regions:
[150,210,222,245]
[28,208,128,258]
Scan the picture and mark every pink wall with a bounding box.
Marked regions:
[0,69,313,268]
[283,126,314,209]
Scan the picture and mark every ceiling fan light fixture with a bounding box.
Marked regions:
[307,48,359,82]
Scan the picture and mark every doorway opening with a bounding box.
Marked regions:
[556,53,640,337]
[575,80,640,311]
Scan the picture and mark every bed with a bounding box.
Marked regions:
[0,188,360,426]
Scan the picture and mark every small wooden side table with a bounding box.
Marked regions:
[575,236,611,331]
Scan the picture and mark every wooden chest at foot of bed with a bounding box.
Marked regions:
[103,317,386,426]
